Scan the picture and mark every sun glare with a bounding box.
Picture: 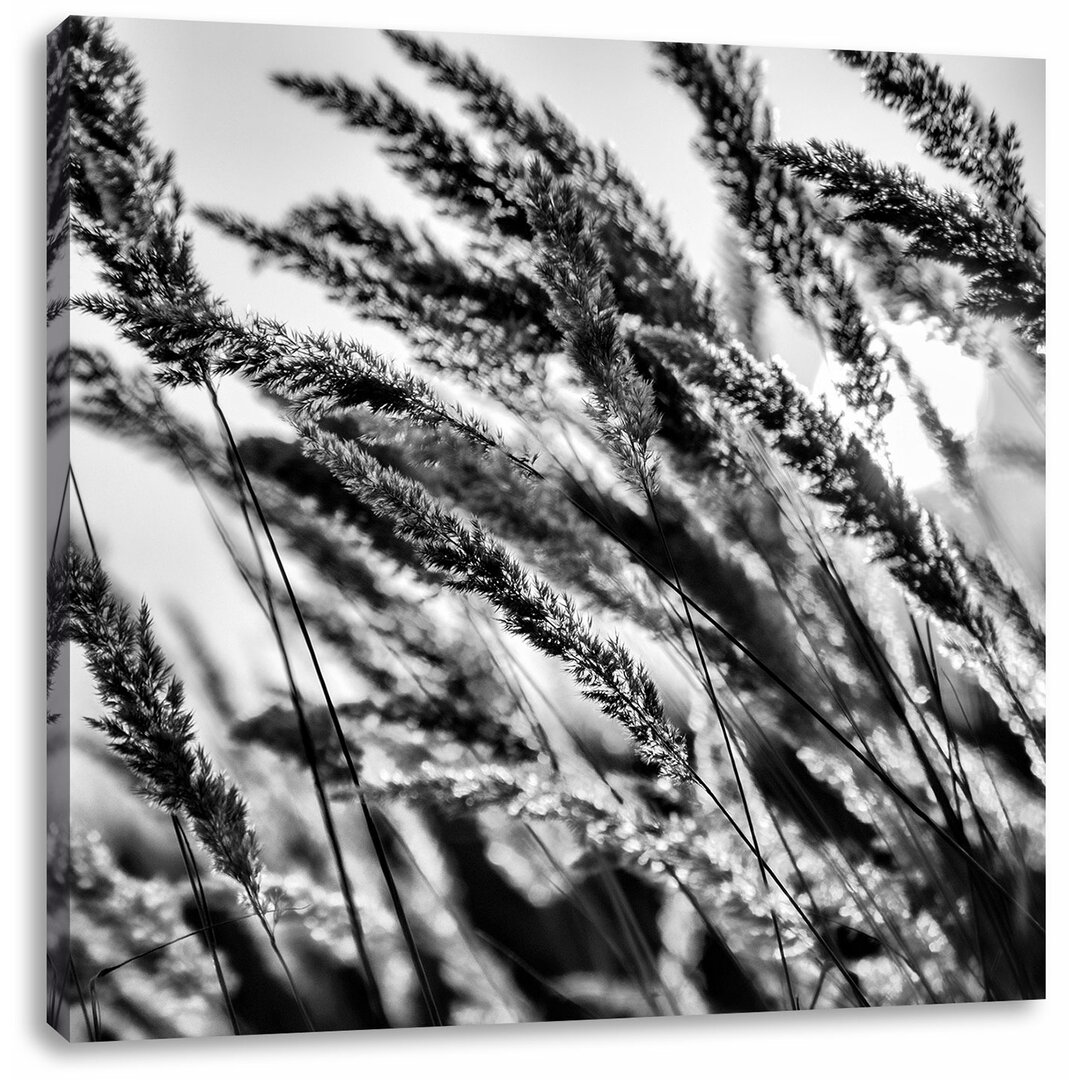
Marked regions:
[815,323,984,491]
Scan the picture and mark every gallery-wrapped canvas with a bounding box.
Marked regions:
[46,15,1046,1041]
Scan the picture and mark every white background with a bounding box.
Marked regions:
[5,0,1077,1076]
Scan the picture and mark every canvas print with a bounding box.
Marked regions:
[46,15,1046,1040]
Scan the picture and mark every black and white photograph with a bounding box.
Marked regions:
[45,7,1049,1049]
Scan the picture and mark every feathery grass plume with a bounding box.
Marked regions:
[47,23,73,451]
[383,30,586,164]
[232,36,723,440]
[68,36,466,1015]
[73,294,514,466]
[66,26,434,1026]
[71,323,672,765]
[73,267,1036,859]
[66,18,220,390]
[56,544,319,1029]
[71,315,809,726]
[299,425,690,783]
[57,548,263,900]
[196,216,773,688]
[520,157,805,999]
[71,349,608,752]
[383,30,715,326]
[763,140,1044,352]
[273,72,519,232]
[199,201,552,395]
[632,324,1044,747]
[46,20,70,323]
[653,42,894,434]
[842,222,1010,365]
[46,552,69,724]
[70,344,434,593]
[834,51,1044,257]
[202,186,719,463]
[521,160,662,496]
[59,15,1045,1024]
[210,74,719,503]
